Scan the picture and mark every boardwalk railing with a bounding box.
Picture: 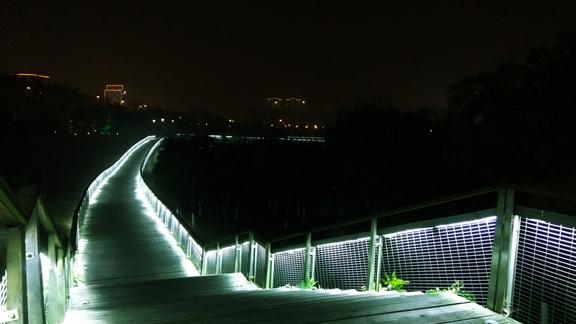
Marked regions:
[69,135,157,255]
[139,138,576,323]
[0,177,70,324]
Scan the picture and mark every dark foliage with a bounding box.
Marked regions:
[147,34,576,239]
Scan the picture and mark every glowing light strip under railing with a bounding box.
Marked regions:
[138,140,204,274]
[383,216,497,238]
[87,136,156,205]
[135,175,199,276]
[74,136,156,246]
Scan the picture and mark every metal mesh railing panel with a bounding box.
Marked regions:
[256,243,267,288]
[315,238,370,290]
[221,247,236,274]
[205,250,218,275]
[512,218,576,324]
[381,216,496,306]
[0,270,7,315]
[241,242,250,278]
[273,248,306,287]
[187,236,203,270]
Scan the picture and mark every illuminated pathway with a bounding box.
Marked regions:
[64,140,246,322]
[64,139,518,323]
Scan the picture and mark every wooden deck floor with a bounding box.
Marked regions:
[64,139,518,323]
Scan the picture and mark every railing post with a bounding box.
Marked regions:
[265,243,273,289]
[366,218,378,291]
[234,236,241,273]
[46,234,59,324]
[248,232,256,282]
[56,247,67,322]
[304,233,313,281]
[216,242,222,275]
[375,232,383,292]
[487,189,518,313]
[7,226,27,324]
[25,211,45,324]
[201,249,208,275]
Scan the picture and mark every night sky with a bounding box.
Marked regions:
[2,1,576,117]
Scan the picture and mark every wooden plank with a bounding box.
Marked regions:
[452,314,521,323]
[188,292,466,323]
[327,301,499,324]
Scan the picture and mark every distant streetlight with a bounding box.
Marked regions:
[161,118,165,122]
[152,119,156,123]
[120,100,125,104]
[96,95,100,99]
[26,86,31,90]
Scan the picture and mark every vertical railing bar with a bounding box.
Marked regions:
[234,236,241,273]
[366,218,378,291]
[304,233,313,281]
[486,188,516,313]
[375,235,383,292]
[265,243,273,289]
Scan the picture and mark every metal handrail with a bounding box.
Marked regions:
[69,136,156,256]
[139,136,206,247]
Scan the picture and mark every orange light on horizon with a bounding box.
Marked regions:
[16,73,51,79]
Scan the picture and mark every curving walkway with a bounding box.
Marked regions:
[64,140,206,322]
[64,138,519,323]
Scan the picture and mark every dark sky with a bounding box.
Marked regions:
[2,1,576,117]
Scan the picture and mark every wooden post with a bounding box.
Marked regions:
[216,242,222,275]
[248,232,256,282]
[47,234,60,324]
[56,247,66,323]
[234,236,241,273]
[200,249,208,275]
[487,189,517,313]
[25,211,45,324]
[6,226,27,324]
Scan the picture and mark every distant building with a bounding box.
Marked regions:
[285,97,306,110]
[104,85,125,105]
[266,97,306,110]
[266,97,283,109]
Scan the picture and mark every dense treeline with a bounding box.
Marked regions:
[146,35,576,241]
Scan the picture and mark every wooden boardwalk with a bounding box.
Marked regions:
[64,140,518,323]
